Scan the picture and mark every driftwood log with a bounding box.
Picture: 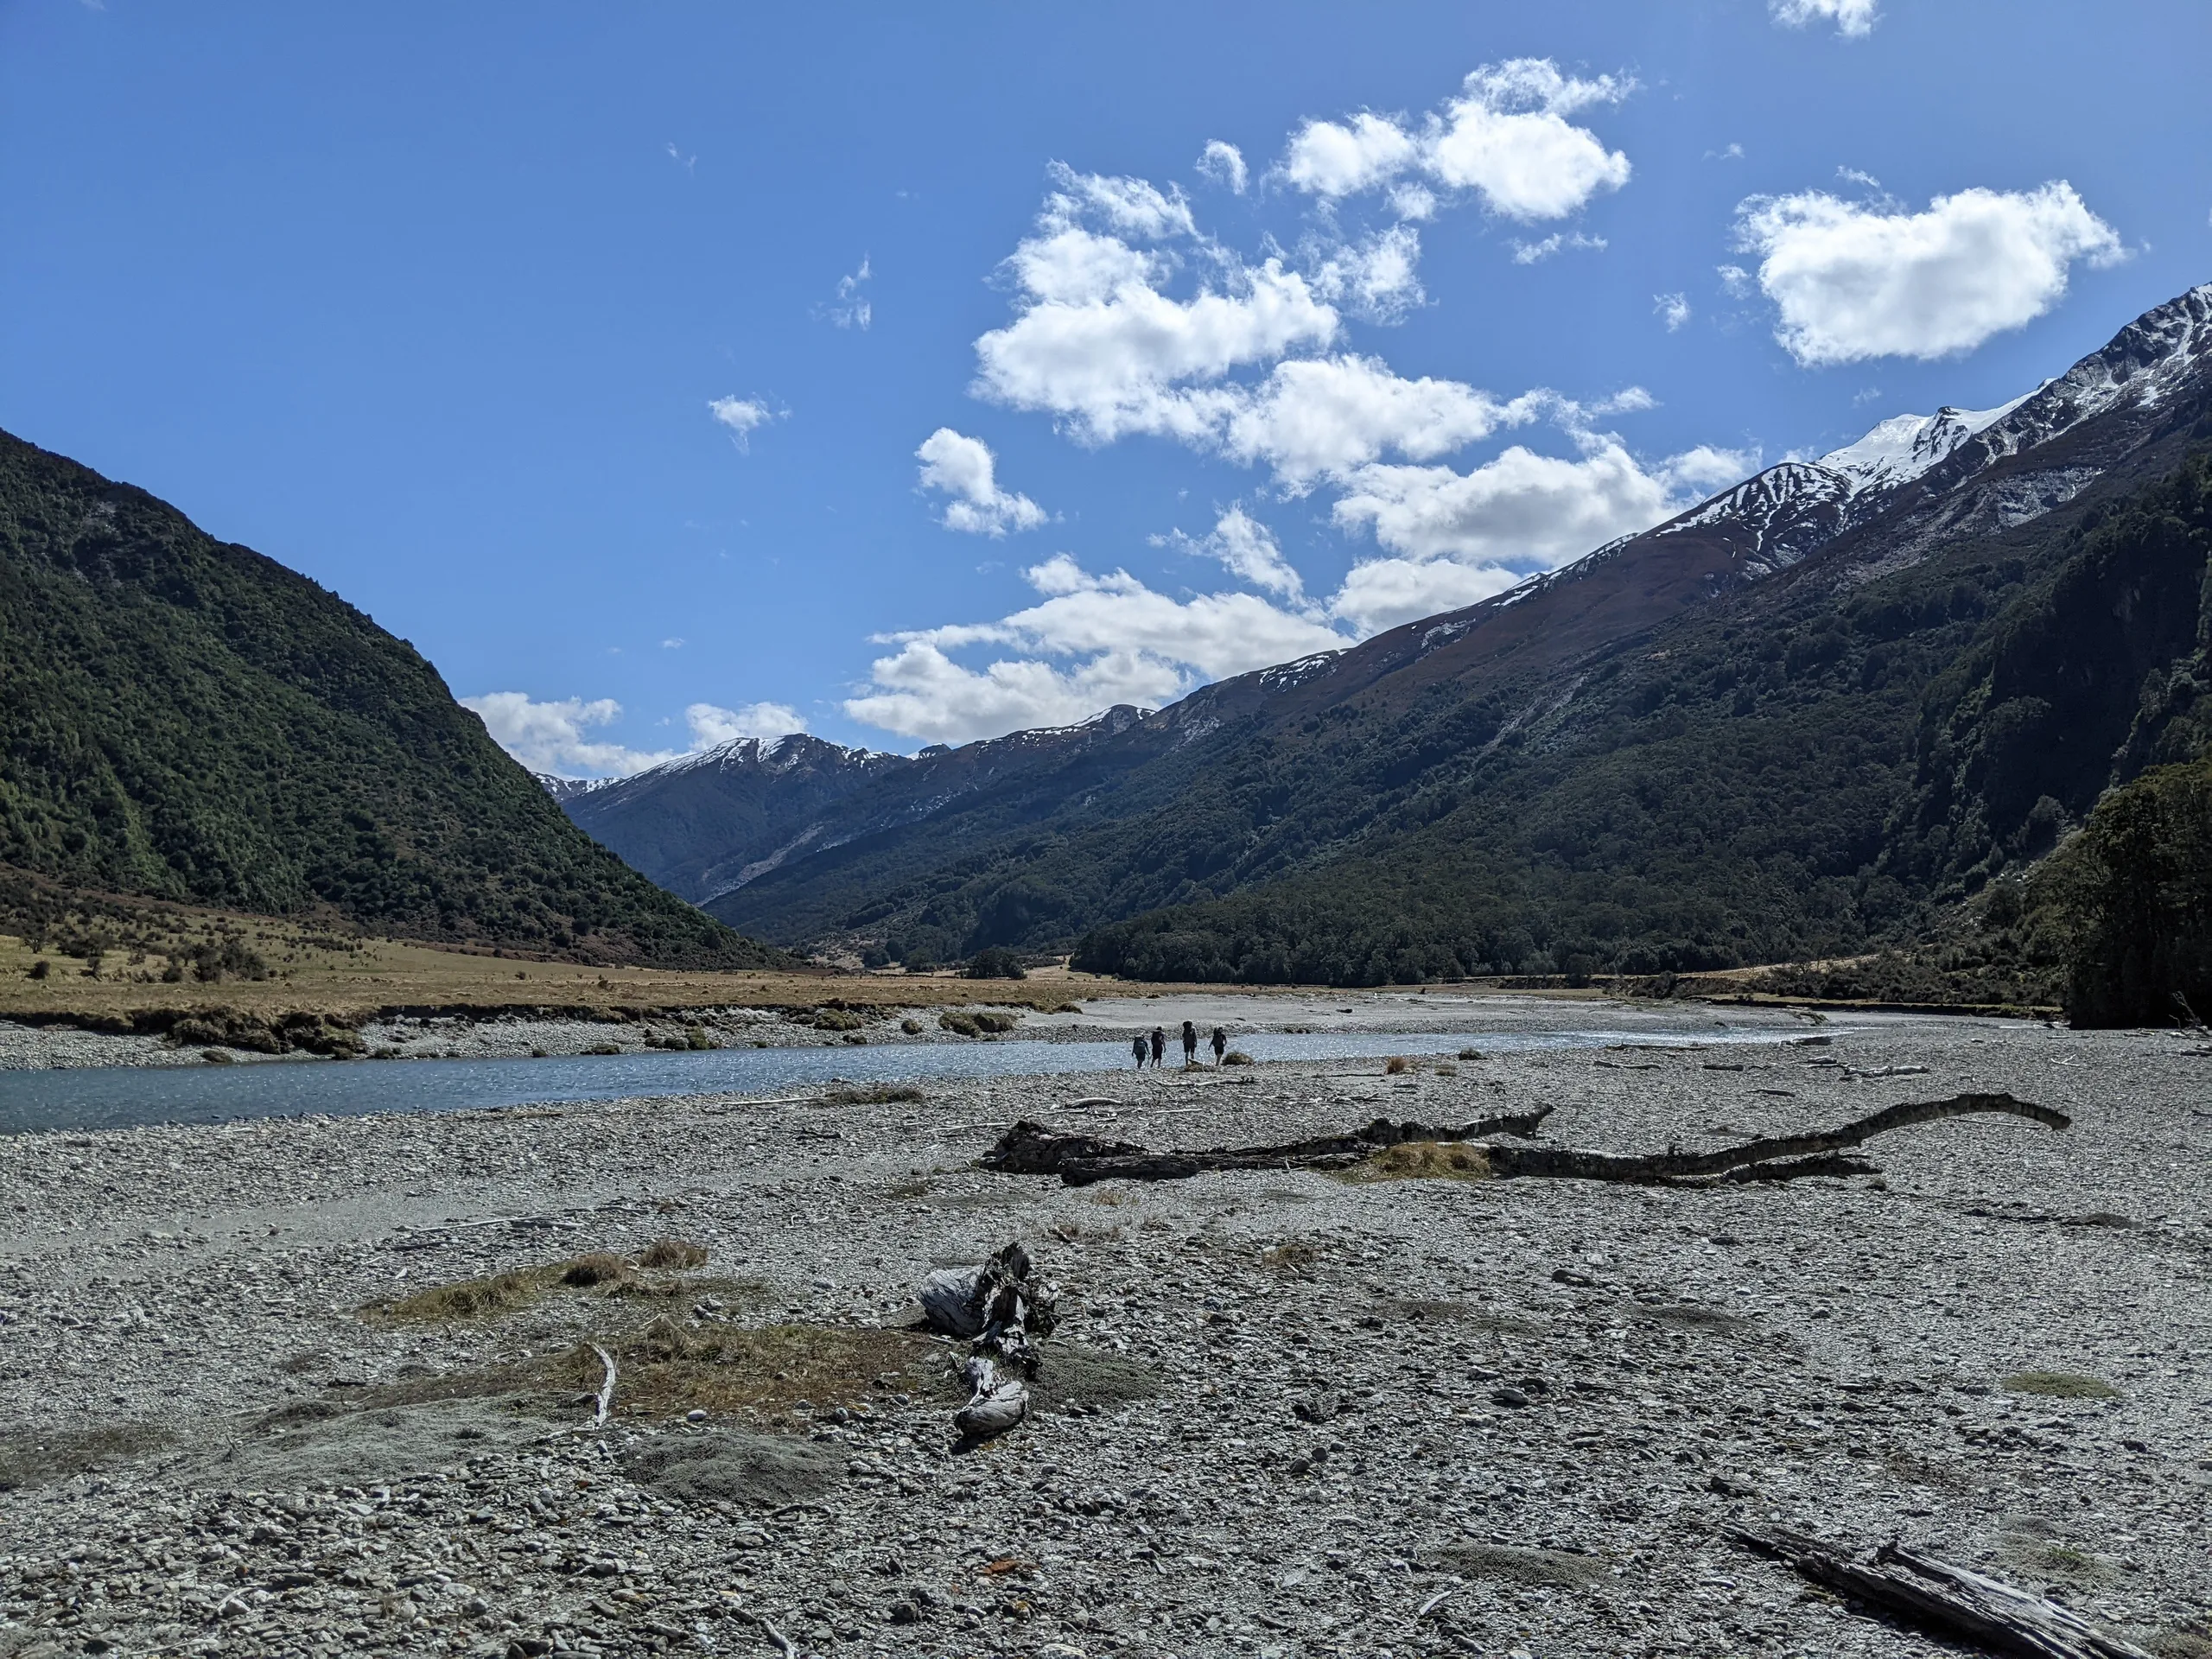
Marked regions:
[1731,1527,2154,1659]
[982,1109,1554,1186]
[981,1094,2065,1187]
[917,1242,1057,1441]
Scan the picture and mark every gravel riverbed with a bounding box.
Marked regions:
[3,1007,2209,1659]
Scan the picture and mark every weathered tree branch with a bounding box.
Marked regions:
[1484,1094,2067,1184]
[1731,1526,2152,1659]
[979,1095,2063,1187]
[981,1109,1554,1186]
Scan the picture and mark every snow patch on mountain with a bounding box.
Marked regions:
[1818,392,2037,493]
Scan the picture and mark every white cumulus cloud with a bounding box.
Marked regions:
[1733,181,2126,365]
[1655,292,1693,331]
[1280,60,1633,224]
[1325,557,1528,635]
[1319,430,1761,631]
[1282,111,1423,200]
[971,167,1340,445]
[1156,505,1309,601]
[1197,140,1249,194]
[1309,225,1427,321]
[462,693,683,778]
[1771,0,1880,37]
[915,428,1047,535]
[843,554,1348,744]
[464,693,809,778]
[708,395,781,449]
[1217,354,1534,486]
[686,701,807,747]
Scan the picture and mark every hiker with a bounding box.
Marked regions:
[1149,1027,1166,1066]
[1130,1033,1148,1070]
[1211,1026,1228,1065]
[1181,1020,1198,1065]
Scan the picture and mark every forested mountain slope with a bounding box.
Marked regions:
[551,283,2212,982]
[0,431,776,967]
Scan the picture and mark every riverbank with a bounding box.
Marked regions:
[3,1012,2208,1657]
[0,986,1745,1072]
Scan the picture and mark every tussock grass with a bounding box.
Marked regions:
[368,1243,738,1324]
[1382,1055,1414,1076]
[1222,1049,1254,1065]
[557,1321,937,1419]
[1340,1141,1491,1183]
[821,1084,925,1105]
[2003,1370,2120,1399]
[637,1238,709,1270]
[378,1266,556,1323]
[558,1252,633,1288]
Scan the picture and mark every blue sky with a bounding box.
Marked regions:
[5,1,2209,772]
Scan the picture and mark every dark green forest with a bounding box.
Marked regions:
[1071,449,2212,994]
[0,430,775,967]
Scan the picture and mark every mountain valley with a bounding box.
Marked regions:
[552,283,2212,992]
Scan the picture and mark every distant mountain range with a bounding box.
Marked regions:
[0,431,779,968]
[551,282,2212,982]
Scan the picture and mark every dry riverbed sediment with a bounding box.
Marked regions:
[0,988,1650,1071]
[3,1011,2209,1659]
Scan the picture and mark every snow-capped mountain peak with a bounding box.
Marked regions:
[1818,391,2039,493]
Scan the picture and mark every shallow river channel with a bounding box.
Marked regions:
[0,1018,1823,1136]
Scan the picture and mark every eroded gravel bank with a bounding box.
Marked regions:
[3,1011,2209,1659]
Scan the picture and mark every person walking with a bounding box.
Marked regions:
[1130,1032,1148,1070]
[1211,1026,1228,1065]
[1180,1020,1198,1066]
[1149,1027,1166,1067]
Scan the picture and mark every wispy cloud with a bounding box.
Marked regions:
[816,256,873,330]
[708,395,783,449]
[1771,0,1880,38]
[1511,232,1607,264]
[1197,140,1248,194]
[1655,292,1692,331]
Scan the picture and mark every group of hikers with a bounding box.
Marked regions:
[1132,1019,1229,1069]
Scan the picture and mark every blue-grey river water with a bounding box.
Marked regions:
[0,1022,1809,1136]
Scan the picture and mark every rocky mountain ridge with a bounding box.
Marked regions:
[550,283,2212,976]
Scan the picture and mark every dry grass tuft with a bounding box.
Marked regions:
[1341,1141,1491,1183]
[637,1238,710,1271]
[366,1246,747,1324]
[1382,1055,1414,1076]
[377,1266,556,1323]
[1221,1050,1254,1065]
[559,1252,634,1288]
[556,1322,939,1420]
[821,1084,925,1105]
